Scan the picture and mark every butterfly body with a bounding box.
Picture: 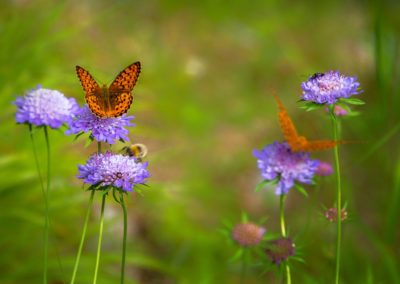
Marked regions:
[273,94,346,152]
[76,62,141,118]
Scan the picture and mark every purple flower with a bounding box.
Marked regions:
[14,86,79,129]
[77,152,149,191]
[232,223,266,247]
[301,71,362,105]
[66,105,134,144]
[253,142,319,195]
[315,161,333,176]
[265,238,295,265]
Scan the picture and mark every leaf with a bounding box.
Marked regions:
[229,248,243,262]
[294,184,308,198]
[340,98,365,105]
[299,101,325,111]
[255,179,276,192]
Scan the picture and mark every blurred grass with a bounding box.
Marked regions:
[1,0,400,283]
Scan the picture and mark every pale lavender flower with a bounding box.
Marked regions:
[301,71,361,104]
[77,152,149,191]
[232,223,266,247]
[316,161,334,176]
[14,86,79,128]
[66,105,134,144]
[253,142,319,195]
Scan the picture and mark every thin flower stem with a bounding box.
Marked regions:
[280,194,291,284]
[119,191,128,284]
[29,125,48,284]
[331,111,342,284]
[239,248,248,284]
[93,194,107,284]
[70,190,95,284]
[98,142,102,153]
[43,126,51,284]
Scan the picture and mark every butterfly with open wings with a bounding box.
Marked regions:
[76,62,141,118]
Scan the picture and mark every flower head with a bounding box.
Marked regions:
[254,142,319,195]
[324,207,348,222]
[77,152,149,191]
[14,86,79,129]
[66,105,135,144]
[265,238,295,265]
[315,161,333,176]
[232,223,266,247]
[301,71,361,105]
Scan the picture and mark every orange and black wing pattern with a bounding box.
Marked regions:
[107,62,141,117]
[76,62,141,118]
[273,95,344,152]
[76,66,108,117]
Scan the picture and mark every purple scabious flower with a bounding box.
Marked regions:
[232,223,266,247]
[301,71,361,105]
[14,86,79,129]
[77,152,149,191]
[315,161,333,176]
[265,238,295,265]
[253,142,319,195]
[66,105,134,144]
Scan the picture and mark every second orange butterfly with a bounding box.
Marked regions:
[273,94,345,152]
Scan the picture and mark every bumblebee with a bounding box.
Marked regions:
[122,143,148,162]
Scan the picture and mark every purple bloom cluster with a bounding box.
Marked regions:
[14,86,79,129]
[265,238,295,265]
[66,105,135,144]
[77,152,149,191]
[232,223,266,247]
[315,161,333,176]
[301,71,361,105]
[253,142,319,195]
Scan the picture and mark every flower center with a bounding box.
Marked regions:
[318,80,340,92]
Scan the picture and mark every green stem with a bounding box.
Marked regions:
[239,248,248,284]
[93,194,107,284]
[43,126,51,284]
[119,192,128,284]
[43,126,52,284]
[29,126,48,284]
[98,142,102,153]
[280,194,291,284]
[330,110,342,284]
[70,190,95,284]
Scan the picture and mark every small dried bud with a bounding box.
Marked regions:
[265,238,295,265]
[324,207,348,222]
[316,162,333,176]
[232,223,266,247]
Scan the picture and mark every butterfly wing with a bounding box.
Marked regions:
[299,140,340,151]
[76,66,109,117]
[273,95,305,150]
[107,62,141,117]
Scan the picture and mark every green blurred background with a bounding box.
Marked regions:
[1,0,400,283]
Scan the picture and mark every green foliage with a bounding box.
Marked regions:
[1,0,400,283]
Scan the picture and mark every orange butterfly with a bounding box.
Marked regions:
[76,62,141,118]
[273,95,348,152]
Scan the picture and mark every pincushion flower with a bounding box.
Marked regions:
[232,223,266,247]
[14,86,79,128]
[301,71,361,105]
[265,238,295,265]
[316,161,333,176]
[253,142,319,195]
[77,152,149,191]
[66,105,134,144]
